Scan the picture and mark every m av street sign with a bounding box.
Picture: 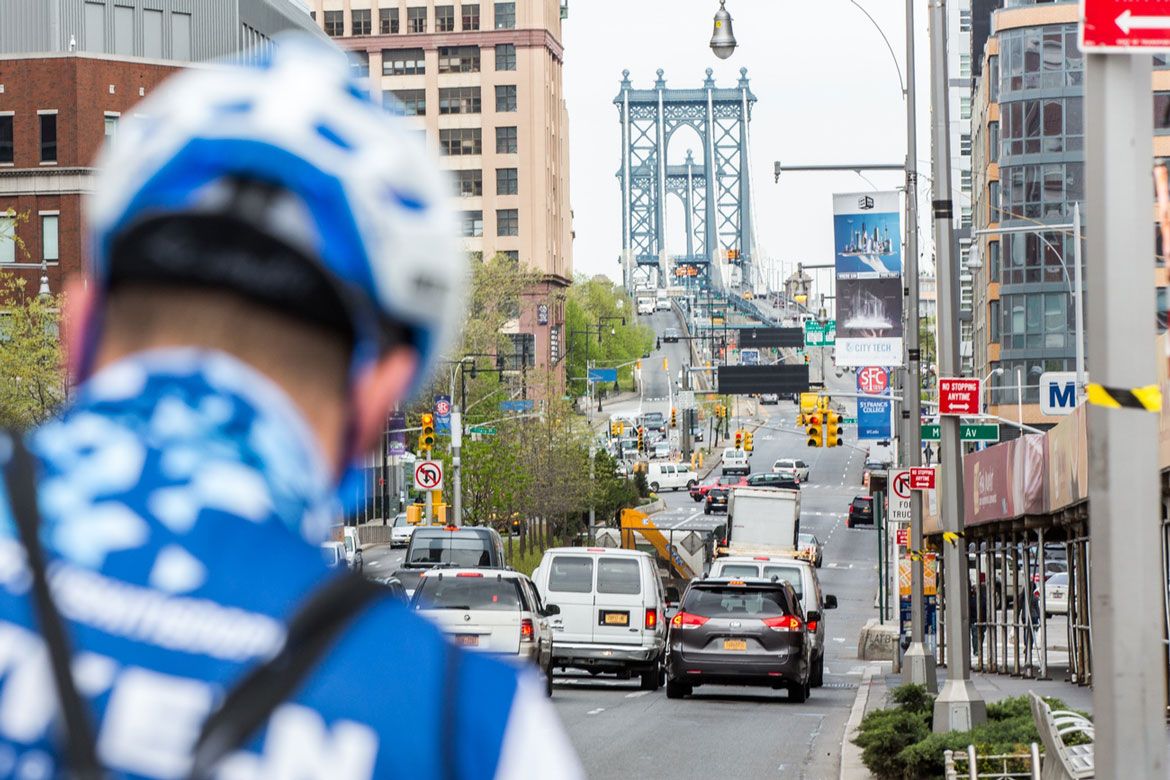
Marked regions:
[921,422,1000,443]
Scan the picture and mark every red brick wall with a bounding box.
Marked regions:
[0,56,180,287]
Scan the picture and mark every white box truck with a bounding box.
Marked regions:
[723,486,800,555]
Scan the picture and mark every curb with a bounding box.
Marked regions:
[840,665,878,780]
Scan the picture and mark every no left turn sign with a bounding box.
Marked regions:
[892,469,912,500]
[414,460,444,491]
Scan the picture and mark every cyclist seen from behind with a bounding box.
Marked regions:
[0,35,581,780]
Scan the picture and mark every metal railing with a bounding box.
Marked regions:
[944,745,1040,780]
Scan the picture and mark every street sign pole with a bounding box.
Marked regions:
[1085,44,1167,776]
[900,0,935,693]
[928,0,984,732]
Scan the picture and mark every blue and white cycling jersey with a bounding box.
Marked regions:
[0,349,581,780]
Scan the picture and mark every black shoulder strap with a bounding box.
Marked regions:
[3,433,104,780]
[188,573,388,780]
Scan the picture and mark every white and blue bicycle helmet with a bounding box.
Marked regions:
[86,33,464,388]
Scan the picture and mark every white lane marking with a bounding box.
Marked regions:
[675,509,705,529]
[368,561,381,568]
[832,637,846,643]
[587,708,606,715]
[625,690,651,699]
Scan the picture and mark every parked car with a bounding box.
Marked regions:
[706,555,837,687]
[390,512,417,548]
[759,393,780,405]
[392,526,507,597]
[666,577,812,701]
[772,458,810,482]
[721,447,751,476]
[704,488,730,515]
[646,462,699,493]
[531,548,669,690]
[847,496,875,528]
[412,569,558,696]
[746,472,800,490]
[797,533,824,568]
[663,328,680,343]
[320,541,346,569]
[1040,572,1069,617]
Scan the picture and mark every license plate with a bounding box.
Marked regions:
[600,611,629,626]
[723,639,748,651]
[453,634,479,647]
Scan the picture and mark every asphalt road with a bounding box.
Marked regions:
[555,321,884,778]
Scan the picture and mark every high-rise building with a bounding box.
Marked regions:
[0,1,321,293]
[951,0,975,374]
[969,0,1170,428]
[308,1,574,385]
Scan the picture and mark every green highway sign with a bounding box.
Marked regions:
[920,423,999,443]
[803,319,837,347]
[469,425,497,435]
[841,417,856,424]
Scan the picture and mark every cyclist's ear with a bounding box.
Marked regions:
[348,346,418,470]
[63,275,96,384]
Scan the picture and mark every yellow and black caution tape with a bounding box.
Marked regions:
[1086,383,1162,413]
[908,548,928,561]
[942,531,965,546]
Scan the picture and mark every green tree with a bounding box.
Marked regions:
[565,276,653,396]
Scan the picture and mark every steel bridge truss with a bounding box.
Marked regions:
[616,67,756,292]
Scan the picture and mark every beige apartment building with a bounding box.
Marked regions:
[308,0,573,383]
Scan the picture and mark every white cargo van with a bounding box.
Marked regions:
[707,555,837,687]
[532,547,669,690]
[655,289,670,311]
[636,296,655,315]
[646,462,698,493]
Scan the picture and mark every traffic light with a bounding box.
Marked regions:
[670,408,677,428]
[824,410,842,447]
[817,395,830,412]
[805,414,823,448]
[611,420,625,437]
[743,431,753,452]
[735,430,743,449]
[420,413,436,450]
[637,426,645,451]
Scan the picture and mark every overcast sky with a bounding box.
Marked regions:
[562,0,942,298]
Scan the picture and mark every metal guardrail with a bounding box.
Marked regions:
[944,745,1041,780]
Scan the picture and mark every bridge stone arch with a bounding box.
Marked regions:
[616,67,756,291]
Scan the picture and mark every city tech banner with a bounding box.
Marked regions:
[833,190,904,368]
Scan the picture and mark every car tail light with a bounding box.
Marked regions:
[671,611,709,630]
[754,556,770,561]
[456,572,483,578]
[520,619,534,640]
[807,620,819,632]
[645,608,657,629]
[444,526,459,532]
[762,615,803,632]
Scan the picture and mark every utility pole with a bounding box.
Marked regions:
[928,0,985,732]
[1084,50,1167,777]
[901,0,936,692]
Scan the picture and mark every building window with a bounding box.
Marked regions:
[988,55,999,103]
[1000,162,1084,221]
[497,167,518,195]
[960,169,972,193]
[495,85,517,112]
[113,4,133,55]
[1000,96,1084,155]
[383,48,426,75]
[143,9,163,57]
[989,181,1000,222]
[172,12,192,60]
[462,4,480,30]
[84,1,106,53]
[960,134,972,155]
[388,89,426,116]
[439,87,482,115]
[497,208,519,236]
[104,113,119,139]
[989,121,1000,163]
[407,7,427,33]
[989,240,1001,281]
[1156,92,1170,133]
[440,128,483,156]
[989,301,1000,342]
[456,169,483,197]
[959,8,971,33]
[496,126,518,153]
[39,114,57,163]
[351,9,372,35]
[41,214,59,262]
[960,205,972,229]
[1000,292,1070,351]
[999,24,1084,95]
[960,95,971,121]
[462,210,483,237]
[381,8,399,34]
[0,116,12,164]
[494,2,516,29]
[348,52,370,78]
[0,214,14,263]
[438,46,480,73]
[502,250,519,263]
[959,53,971,79]
[495,43,516,71]
[435,5,455,32]
[1001,230,1078,285]
[324,10,344,36]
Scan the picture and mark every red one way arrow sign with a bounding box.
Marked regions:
[1083,0,1170,52]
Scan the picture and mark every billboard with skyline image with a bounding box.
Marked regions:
[833,191,902,278]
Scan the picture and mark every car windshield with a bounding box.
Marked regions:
[407,535,491,567]
[1048,573,1068,586]
[413,576,521,611]
[682,585,790,618]
[392,514,409,528]
[853,498,872,511]
[799,534,815,545]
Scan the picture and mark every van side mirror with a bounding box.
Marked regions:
[543,604,561,617]
[806,610,821,624]
[665,586,681,605]
[824,594,838,609]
